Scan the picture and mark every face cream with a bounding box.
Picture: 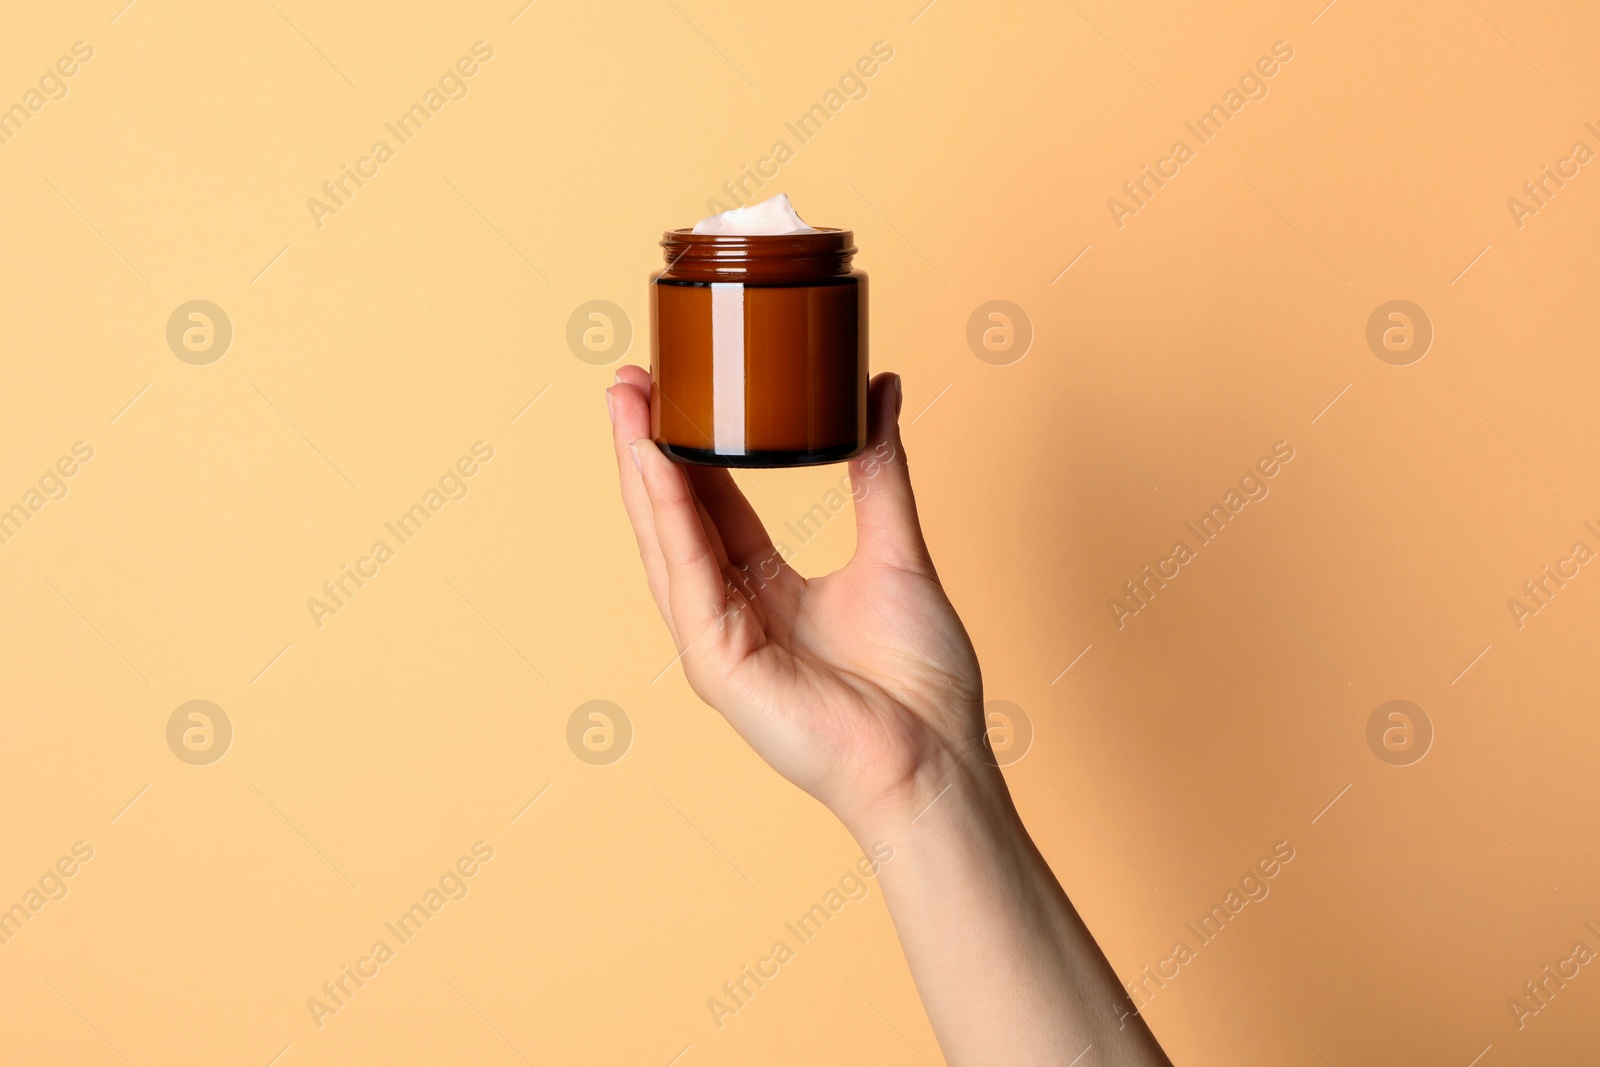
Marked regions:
[651,195,867,468]
[690,193,818,235]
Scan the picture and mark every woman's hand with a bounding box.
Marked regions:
[607,365,992,832]
[607,365,1173,1066]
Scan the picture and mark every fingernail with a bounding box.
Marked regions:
[605,390,615,423]
[629,442,642,471]
[892,374,903,417]
[614,371,624,385]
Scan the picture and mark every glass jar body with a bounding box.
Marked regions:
[650,230,867,468]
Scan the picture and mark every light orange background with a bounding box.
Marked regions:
[2,1,1598,1064]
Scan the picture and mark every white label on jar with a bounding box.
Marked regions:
[711,283,745,454]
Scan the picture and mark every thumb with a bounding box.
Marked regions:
[849,373,934,574]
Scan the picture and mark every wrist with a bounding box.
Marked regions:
[835,740,1016,846]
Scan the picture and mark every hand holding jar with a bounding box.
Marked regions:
[605,195,1174,1067]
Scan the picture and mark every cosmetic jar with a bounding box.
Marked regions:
[650,228,866,467]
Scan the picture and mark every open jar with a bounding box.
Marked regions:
[650,228,867,467]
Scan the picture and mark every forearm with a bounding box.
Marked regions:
[843,755,1172,1067]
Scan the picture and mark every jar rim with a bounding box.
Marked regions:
[661,227,853,246]
[659,228,857,279]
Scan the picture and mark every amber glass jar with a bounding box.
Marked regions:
[650,228,866,467]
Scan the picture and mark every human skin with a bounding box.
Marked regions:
[607,365,1173,1066]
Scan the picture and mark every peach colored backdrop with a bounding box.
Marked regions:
[1,1,1596,1064]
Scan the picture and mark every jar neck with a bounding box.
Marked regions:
[659,229,856,282]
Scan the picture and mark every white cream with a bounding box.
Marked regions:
[692,193,817,235]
